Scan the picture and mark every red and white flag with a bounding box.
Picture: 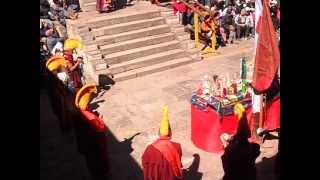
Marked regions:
[254,0,263,55]
[252,0,280,93]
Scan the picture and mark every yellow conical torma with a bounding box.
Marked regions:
[159,105,170,136]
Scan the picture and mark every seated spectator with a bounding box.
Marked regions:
[201,14,214,40]
[221,8,235,43]
[201,15,212,43]
[217,0,225,10]
[40,20,52,37]
[220,26,227,44]
[51,41,64,55]
[40,0,51,19]
[186,6,194,26]
[222,4,236,16]
[270,1,279,30]
[49,0,78,25]
[235,9,248,40]
[214,12,227,47]
[64,0,81,12]
[245,7,254,38]
[228,24,236,44]
[96,0,112,13]
[40,36,51,68]
[200,13,219,50]
[46,27,65,53]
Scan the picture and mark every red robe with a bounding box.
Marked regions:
[172,0,187,15]
[142,136,183,180]
[96,0,105,12]
[63,50,82,92]
[96,0,112,12]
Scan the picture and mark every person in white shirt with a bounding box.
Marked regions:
[234,8,249,40]
[245,7,254,39]
[248,83,262,142]
[222,5,236,16]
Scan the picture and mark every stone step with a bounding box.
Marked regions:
[92,40,180,70]
[77,26,90,35]
[158,3,173,11]
[100,40,180,65]
[85,44,99,52]
[180,39,196,49]
[83,2,96,12]
[111,57,194,82]
[172,26,185,34]
[81,33,95,42]
[177,33,190,41]
[87,53,103,62]
[98,49,186,75]
[187,47,201,60]
[166,17,179,25]
[99,32,176,55]
[95,24,171,46]
[79,11,161,29]
[82,0,96,4]
[171,23,183,28]
[86,49,100,56]
[160,10,174,17]
[166,14,179,20]
[93,17,165,37]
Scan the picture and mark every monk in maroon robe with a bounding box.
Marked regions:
[142,106,183,180]
[96,0,112,13]
[63,49,82,92]
[221,103,260,180]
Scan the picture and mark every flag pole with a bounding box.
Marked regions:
[258,94,264,129]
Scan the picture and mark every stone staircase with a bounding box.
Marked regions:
[156,2,201,61]
[80,0,97,12]
[68,1,200,83]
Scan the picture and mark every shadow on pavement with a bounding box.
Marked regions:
[256,154,278,180]
[183,153,203,180]
[73,108,143,180]
[43,70,143,180]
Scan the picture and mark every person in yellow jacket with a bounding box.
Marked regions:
[200,12,218,51]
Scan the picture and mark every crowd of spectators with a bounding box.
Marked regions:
[40,0,84,94]
[174,0,280,48]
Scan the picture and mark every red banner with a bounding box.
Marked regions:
[252,0,280,93]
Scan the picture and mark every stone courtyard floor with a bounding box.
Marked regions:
[92,39,279,180]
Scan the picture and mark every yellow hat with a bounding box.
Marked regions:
[159,105,170,136]
[75,84,97,110]
[46,56,68,72]
[64,38,84,50]
[234,103,245,120]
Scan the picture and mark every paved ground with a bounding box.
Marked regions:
[92,39,279,180]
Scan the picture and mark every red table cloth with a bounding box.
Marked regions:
[191,97,280,153]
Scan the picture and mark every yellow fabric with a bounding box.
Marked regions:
[201,11,209,17]
[64,38,84,50]
[75,84,97,110]
[160,105,170,136]
[46,56,68,72]
[234,103,245,121]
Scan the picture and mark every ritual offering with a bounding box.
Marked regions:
[191,56,253,117]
